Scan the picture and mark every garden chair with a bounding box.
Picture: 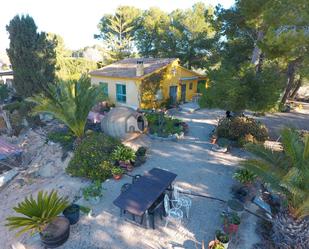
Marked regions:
[132,174,142,184]
[173,185,192,218]
[164,194,183,228]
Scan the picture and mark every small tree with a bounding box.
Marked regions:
[28,75,105,139]
[6,15,56,97]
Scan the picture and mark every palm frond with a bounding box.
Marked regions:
[242,128,309,218]
[27,75,105,138]
[6,190,69,236]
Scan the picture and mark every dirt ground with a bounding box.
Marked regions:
[3,106,305,249]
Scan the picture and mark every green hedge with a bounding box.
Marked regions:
[216,116,268,145]
[66,132,121,181]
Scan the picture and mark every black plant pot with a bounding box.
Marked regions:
[40,216,70,248]
[63,204,80,225]
[234,186,249,203]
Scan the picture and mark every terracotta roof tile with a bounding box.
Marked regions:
[90,58,177,79]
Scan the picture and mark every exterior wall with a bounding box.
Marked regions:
[91,76,140,109]
[160,61,201,102]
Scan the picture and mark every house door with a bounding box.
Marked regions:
[169,86,177,104]
[181,84,186,102]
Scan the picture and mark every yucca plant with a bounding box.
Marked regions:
[241,128,309,248]
[28,75,105,139]
[6,190,69,236]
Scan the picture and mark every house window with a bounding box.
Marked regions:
[116,84,126,103]
[99,82,108,96]
[189,82,193,90]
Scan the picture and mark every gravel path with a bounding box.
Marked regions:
[2,109,260,249]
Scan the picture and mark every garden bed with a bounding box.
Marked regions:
[145,112,187,140]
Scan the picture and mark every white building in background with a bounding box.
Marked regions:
[0,70,14,88]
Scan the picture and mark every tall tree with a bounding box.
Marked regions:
[135,3,215,68]
[200,3,285,112]
[6,15,56,97]
[95,6,141,62]
[47,34,98,80]
[259,0,309,106]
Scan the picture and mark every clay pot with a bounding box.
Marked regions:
[211,137,217,144]
[113,174,122,180]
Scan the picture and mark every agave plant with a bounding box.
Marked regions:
[6,190,69,236]
[241,128,309,248]
[28,75,105,139]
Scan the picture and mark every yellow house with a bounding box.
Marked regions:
[90,58,207,109]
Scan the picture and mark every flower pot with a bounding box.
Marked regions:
[229,223,239,233]
[126,165,134,172]
[119,161,131,169]
[215,236,229,249]
[227,199,244,216]
[211,137,217,144]
[113,174,122,180]
[63,204,80,225]
[40,216,70,248]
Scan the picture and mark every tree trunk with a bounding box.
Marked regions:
[251,30,264,72]
[280,58,302,106]
[272,211,309,249]
[290,76,302,100]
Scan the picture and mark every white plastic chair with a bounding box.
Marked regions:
[173,185,192,218]
[164,194,183,227]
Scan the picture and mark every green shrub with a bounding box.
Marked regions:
[136,146,147,157]
[47,130,75,151]
[111,166,125,175]
[112,145,136,162]
[233,168,257,185]
[216,116,268,145]
[3,101,22,113]
[0,84,9,101]
[66,132,120,181]
[4,101,43,128]
[145,113,183,137]
[82,181,103,200]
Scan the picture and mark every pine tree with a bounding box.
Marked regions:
[6,15,56,98]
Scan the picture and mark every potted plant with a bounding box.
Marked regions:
[227,199,244,215]
[227,212,241,233]
[133,146,147,167]
[82,181,103,205]
[112,145,136,171]
[208,240,225,249]
[111,167,125,180]
[233,168,257,187]
[63,203,80,225]
[215,230,230,249]
[6,190,70,248]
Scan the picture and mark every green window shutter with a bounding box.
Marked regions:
[99,82,108,96]
[116,84,126,103]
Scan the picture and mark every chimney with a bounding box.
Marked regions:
[136,60,144,77]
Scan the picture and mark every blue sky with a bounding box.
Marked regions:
[0,0,234,52]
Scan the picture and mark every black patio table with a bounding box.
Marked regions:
[113,167,177,228]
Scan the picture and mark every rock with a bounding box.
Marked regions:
[0,168,18,189]
[11,242,26,249]
[38,161,58,178]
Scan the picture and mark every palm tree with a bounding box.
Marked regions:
[241,128,309,248]
[28,75,105,139]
